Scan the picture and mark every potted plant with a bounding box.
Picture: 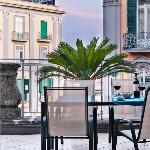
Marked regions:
[38,37,134,81]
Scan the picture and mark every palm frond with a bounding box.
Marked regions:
[38,37,135,81]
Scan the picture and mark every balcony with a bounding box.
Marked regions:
[20,0,55,5]
[123,32,150,52]
[37,33,52,43]
[12,31,29,42]
[103,0,119,6]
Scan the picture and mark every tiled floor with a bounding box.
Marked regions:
[1,133,150,150]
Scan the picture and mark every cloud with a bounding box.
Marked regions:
[66,8,102,20]
[60,2,103,20]
[56,0,103,46]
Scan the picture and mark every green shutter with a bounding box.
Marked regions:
[127,0,137,33]
[24,79,29,100]
[41,21,47,39]
[17,79,29,100]
[39,78,53,95]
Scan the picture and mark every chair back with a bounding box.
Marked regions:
[111,79,133,95]
[64,80,94,116]
[138,87,150,140]
[44,87,88,137]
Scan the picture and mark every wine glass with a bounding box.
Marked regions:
[139,82,145,97]
[113,81,121,97]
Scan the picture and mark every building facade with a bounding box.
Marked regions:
[0,0,64,61]
[103,0,150,79]
[0,0,64,112]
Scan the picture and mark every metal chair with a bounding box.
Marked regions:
[41,86,97,150]
[113,87,150,150]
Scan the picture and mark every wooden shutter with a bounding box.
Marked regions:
[127,0,137,33]
[41,21,47,39]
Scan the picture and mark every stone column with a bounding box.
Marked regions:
[0,63,22,121]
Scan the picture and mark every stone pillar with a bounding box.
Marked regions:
[0,63,22,121]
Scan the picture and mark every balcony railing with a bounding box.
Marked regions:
[103,0,119,6]
[12,31,29,42]
[1,58,149,122]
[123,32,150,51]
[20,0,55,5]
[37,33,52,42]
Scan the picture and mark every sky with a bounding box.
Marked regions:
[56,0,103,47]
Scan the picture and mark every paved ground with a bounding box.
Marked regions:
[1,133,150,150]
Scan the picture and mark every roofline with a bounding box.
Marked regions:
[0,0,65,14]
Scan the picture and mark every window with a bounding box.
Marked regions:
[15,45,24,62]
[40,46,48,62]
[15,16,24,39]
[41,21,47,39]
[15,16,24,33]
[138,8,144,32]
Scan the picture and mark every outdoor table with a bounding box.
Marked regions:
[112,95,144,106]
[88,96,144,150]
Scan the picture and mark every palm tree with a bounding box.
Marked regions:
[38,37,135,81]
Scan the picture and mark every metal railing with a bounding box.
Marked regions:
[12,31,29,41]
[1,58,150,120]
[103,0,119,6]
[20,0,55,5]
[37,33,52,42]
[123,32,150,50]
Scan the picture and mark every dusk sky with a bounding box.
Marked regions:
[56,0,103,47]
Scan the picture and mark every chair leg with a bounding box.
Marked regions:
[60,136,64,144]
[41,118,46,150]
[89,136,93,150]
[89,120,94,150]
[41,132,46,150]
[114,121,118,146]
[55,136,58,150]
[108,107,112,143]
[93,107,98,150]
[133,141,139,150]
[110,107,116,150]
[47,137,54,149]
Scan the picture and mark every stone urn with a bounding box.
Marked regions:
[0,63,22,120]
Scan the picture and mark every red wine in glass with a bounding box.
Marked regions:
[114,85,121,90]
[139,86,145,91]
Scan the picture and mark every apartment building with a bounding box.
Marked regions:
[0,0,64,61]
[0,0,64,112]
[103,0,150,79]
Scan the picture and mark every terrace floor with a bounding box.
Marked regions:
[1,133,150,150]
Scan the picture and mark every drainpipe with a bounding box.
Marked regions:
[21,59,25,118]
[29,13,32,112]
